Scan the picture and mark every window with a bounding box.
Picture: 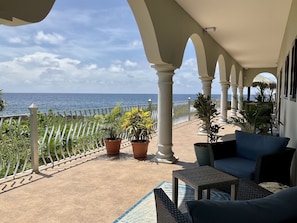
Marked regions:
[291,39,297,100]
[278,70,282,122]
[284,54,289,98]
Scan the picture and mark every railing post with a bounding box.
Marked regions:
[188,97,191,121]
[29,104,39,173]
[148,98,152,113]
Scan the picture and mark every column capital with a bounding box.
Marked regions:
[151,64,177,72]
[220,81,230,86]
[200,76,213,96]
[199,76,213,81]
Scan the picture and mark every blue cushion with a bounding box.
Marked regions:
[186,186,297,223]
[214,157,255,179]
[235,130,289,161]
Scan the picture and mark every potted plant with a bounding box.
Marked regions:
[96,103,123,155]
[121,107,155,159]
[193,93,221,166]
[229,82,274,135]
[229,101,273,134]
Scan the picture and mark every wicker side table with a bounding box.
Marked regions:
[172,166,239,207]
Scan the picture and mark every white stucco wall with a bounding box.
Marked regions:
[277,1,297,185]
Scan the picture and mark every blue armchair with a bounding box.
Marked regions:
[186,186,297,223]
[210,130,295,185]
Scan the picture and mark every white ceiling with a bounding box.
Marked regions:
[176,0,292,69]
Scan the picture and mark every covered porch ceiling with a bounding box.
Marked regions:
[175,0,292,69]
[0,0,55,26]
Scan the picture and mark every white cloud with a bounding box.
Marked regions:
[129,40,143,49]
[7,37,22,44]
[86,64,98,70]
[35,31,65,45]
[124,60,137,67]
[0,52,157,93]
[182,58,198,71]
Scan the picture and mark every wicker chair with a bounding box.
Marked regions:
[154,188,190,223]
[154,180,273,222]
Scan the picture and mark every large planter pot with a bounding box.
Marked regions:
[105,138,121,155]
[194,142,212,166]
[131,140,149,159]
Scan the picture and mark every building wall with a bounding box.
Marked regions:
[277,1,297,185]
[278,1,297,145]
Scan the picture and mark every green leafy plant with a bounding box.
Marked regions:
[95,103,123,140]
[121,107,155,141]
[0,117,31,178]
[229,80,274,134]
[193,93,221,143]
[230,102,272,134]
[254,82,275,103]
[0,90,6,111]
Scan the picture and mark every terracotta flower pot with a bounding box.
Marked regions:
[105,138,121,155]
[131,140,149,159]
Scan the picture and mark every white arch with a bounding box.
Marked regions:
[189,34,208,78]
[217,55,227,82]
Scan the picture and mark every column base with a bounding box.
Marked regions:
[219,118,227,123]
[152,155,179,164]
[152,147,179,164]
[230,109,237,117]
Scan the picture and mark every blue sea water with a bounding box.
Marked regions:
[0,93,194,115]
[0,93,246,115]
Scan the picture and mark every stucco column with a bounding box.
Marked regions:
[200,76,213,97]
[220,81,229,122]
[231,84,238,117]
[152,64,178,164]
[238,86,244,111]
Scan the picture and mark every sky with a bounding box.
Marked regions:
[0,1,275,94]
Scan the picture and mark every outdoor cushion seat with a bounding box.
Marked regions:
[214,157,256,179]
[186,185,297,223]
[210,130,295,185]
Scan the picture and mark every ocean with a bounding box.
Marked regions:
[0,93,193,115]
[0,93,246,115]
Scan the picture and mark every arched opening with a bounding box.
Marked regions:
[213,62,221,94]
[214,60,231,122]
[174,39,202,94]
[251,72,277,102]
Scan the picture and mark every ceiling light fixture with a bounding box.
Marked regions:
[203,27,216,32]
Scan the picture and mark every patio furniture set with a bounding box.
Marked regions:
[154,131,297,222]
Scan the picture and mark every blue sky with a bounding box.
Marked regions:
[0,1,274,94]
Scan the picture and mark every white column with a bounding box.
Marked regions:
[200,76,213,97]
[220,82,229,122]
[231,84,238,117]
[238,86,244,111]
[152,64,178,164]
